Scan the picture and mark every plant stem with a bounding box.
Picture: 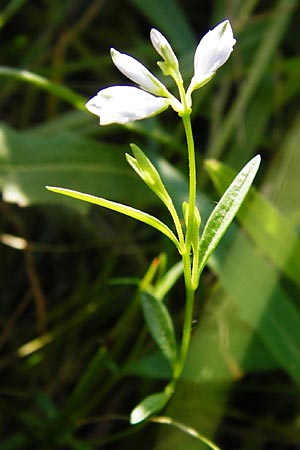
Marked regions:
[172,285,195,383]
[182,112,197,261]
[170,108,197,387]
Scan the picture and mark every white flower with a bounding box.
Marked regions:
[86,20,236,125]
[86,86,169,125]
[110,48,170,97]
[86,45,177,125]
[187,20,236,96]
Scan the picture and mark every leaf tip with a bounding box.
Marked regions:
[130,405,145,425]
[45,186,64,194]
[129,391,170,425]
[254,154,261,166]
[249,154,261,177]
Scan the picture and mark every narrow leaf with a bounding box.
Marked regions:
[197,155,260,277]
[205,158,300,284]
[154,260,183,301]
[127,145,184,249]
[0,66,85,110]
[130,391,170,424]
[46,187,179,249]
[127,143,171,204]
[141,292,177,367]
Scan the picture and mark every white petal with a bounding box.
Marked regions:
[86,86,169,125]
[111,49,168,96]
[150,29,179,70]
[189,20,236,92]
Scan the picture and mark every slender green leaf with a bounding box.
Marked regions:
[205,158,300,284]
[46,187,179,249]
[197,155,261,277]
[154,260,183,301]
[130,391,171,425]
[141,292,177,366]
[127,145,184,248]
[0,0,27,30]
[126,143,171,205]
[0,66,85,109]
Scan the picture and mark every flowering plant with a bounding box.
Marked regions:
[47,20,260,426]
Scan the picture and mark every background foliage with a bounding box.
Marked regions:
[1,0,300,449]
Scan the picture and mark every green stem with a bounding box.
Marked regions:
[176,84,197,248]
[182,113,197,260]
[169,104,197,387]
[172,285,195,383]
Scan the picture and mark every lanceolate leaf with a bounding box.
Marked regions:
[46,187,179,250]
[197,155,260,278]
[141,292,177,367]
[205,158,300,285]
[126,143,172,205]
[130,390,171,425]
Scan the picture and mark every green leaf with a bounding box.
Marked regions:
[46,187,179,249]
[141,292,177,367]
[126,144,185,249]
[155,158,300,380]
[197,155,261,277]
[130,391,171,425]
[126,143,172,205]
[154,260,183,301]
[205,158,300,285]
[0,66,85,110]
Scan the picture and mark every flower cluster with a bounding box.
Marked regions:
[86,20,236,125]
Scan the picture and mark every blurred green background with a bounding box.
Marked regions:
[1,0,300,449]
